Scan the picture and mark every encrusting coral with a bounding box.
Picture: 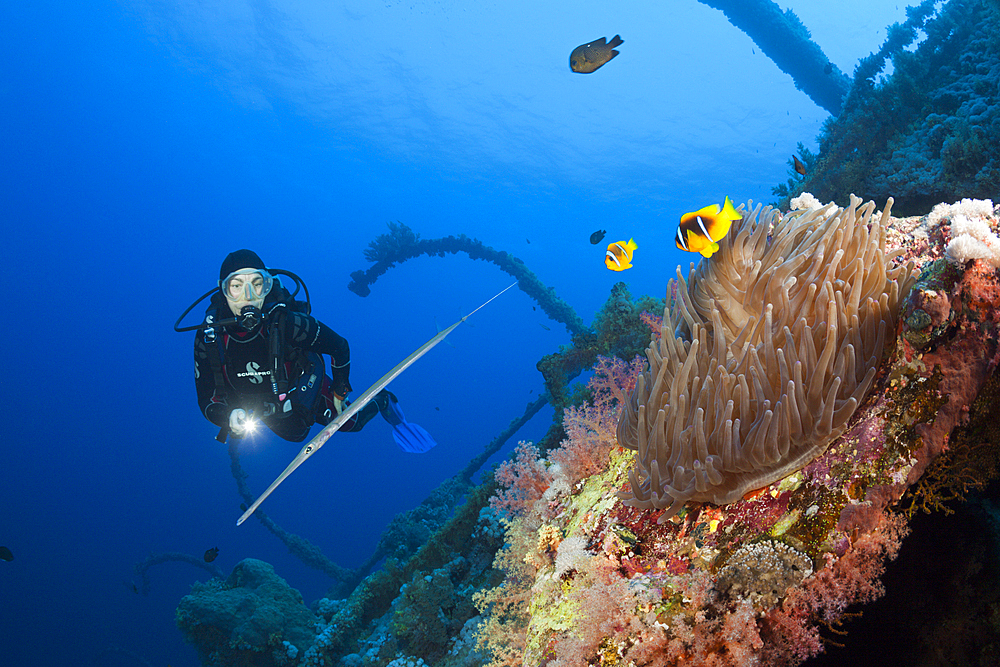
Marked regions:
[618,196,917,520]
[715,539,813,610]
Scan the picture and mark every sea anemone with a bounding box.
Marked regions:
[617,195,917,521]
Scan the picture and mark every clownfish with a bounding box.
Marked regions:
[675,197,742,258]
[605,238,637,271]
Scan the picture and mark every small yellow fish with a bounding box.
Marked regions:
[605,238,637,271]
[570,35,623,73]
[675,197,742,258]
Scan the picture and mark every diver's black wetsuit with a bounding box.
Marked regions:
[194,301,381,442]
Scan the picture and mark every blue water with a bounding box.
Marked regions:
[1,1,906,665]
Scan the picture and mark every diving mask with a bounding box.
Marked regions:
[221,268,274,302]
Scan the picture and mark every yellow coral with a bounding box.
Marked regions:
[536,524,562,554]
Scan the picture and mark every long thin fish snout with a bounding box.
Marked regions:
[236,281,518,526]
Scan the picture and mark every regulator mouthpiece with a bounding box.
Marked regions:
[238,305,261,331]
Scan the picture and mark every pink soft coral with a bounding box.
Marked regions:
[491,441,553,518]
[550,356,645,480]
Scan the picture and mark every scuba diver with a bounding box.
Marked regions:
[176,249,434,450]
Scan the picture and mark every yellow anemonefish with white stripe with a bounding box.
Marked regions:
[605,238,637,271]
[675,196,742,258]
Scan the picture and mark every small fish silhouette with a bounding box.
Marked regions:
[793,155,807,175]
[590,229,607,245]
[0,546,12,562]
[204,547,219,563]
[570,35,623,73]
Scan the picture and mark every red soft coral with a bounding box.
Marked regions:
[760,511,908,665]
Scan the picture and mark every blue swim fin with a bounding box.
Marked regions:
[383,394,437,453]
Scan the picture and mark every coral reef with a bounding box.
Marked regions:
[387,558,479,663]
[938,198,1000,268]
[776,0,1000,215]
[176,559,319,666]
[822,495,1000,666]
[473,197,1000,667]
[715,539,813,609]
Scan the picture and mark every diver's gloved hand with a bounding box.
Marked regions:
[333,394,346,414]
[229,409,251,437]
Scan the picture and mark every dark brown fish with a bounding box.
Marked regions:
[204,547,219,563]
[570,35,623,73]
[793,155,807,175]
[590,229,607,245]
